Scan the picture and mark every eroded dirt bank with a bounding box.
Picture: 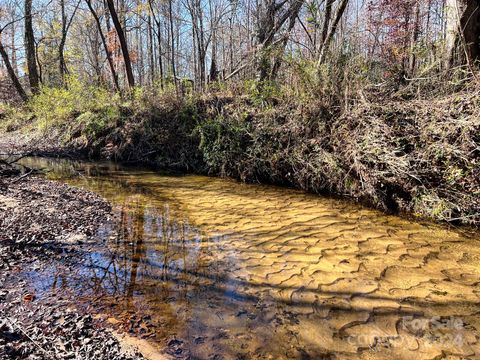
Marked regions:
[0,173,145,359]
[1,90,479,226]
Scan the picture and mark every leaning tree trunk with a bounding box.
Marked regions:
[318,0,334,56]
[106,0,135,89]
[445,0,480,68]
[85,0,120,92]
[0,39,28,101]
[317,0,349,67]
[59,0,80,85]
[254,0,304,82]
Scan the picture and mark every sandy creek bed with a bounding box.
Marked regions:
[6,156,480,360]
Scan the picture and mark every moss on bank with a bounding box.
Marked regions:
[1,85,479,226]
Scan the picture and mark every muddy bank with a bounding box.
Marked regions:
[1,91,479,226]
[0,173,145,359]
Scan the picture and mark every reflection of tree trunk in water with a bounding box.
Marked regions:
[111,253,119,292]
[161,205,170,281]
[181,222,186,273]
[52,273,58,291]
[126,202,145,300]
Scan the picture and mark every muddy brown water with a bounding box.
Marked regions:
[17,157,480,359]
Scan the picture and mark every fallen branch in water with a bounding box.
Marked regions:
[0,149,45,180]
[5,152,32,165]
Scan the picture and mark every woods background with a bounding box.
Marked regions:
[0,0,479,98]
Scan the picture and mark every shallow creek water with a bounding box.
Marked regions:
[18,157,480,359]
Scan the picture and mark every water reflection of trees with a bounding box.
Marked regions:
[82,194,213,315]
[32,156,480,358]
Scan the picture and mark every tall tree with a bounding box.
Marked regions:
[254,0,304,81]
[317,0,349,66]
[445,0,480,68]
[167,0,178,93]
[408,0,421,75]
[147,11,155,85]
[318,0,334,55]
[24,0,40,93]
[106,0,135,88]
[186,0,207,88]
[148,0,164,88]
[85,0,120,92]
[59,0,81,84]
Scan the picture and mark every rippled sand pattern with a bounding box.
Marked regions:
[22,158,480,359]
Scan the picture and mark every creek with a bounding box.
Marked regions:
[17,157,480,359]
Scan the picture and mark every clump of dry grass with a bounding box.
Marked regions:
[325,92,479,224]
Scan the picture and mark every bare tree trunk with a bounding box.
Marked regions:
[59,0,67,82]
[167,0,178,93]
[103,0,112,31]
[445,0,461,68]
[255,0,304,82]
[228,15,234,73]
[148,0,164,89]
[24,0,40,94]
[445,0,480,69]
[191,17,198,89]
[91,29,103,85]
[9,10,18,76]
[35,39,43,83]
[271,7,299,79]
[190,0,206,89]
[157,22,164,88]
[318,0,334,55]
[317,0,349,67]
[425,0,434,66]
[136,0,144,86]
[59,0,80,85]
[85,0,120,92]
[408,1,421,76]
[147,13,155,85]
[401,5,411,73]
[209,0,218,82]
[106,0,135,88]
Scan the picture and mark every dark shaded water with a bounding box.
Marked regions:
[17,157,480,359]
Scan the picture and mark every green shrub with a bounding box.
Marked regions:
[74,107,118,142]
[30,86,76,130]
[243,80,281,107]
[196,115,251,176]
[0,103,33,132]
[30,75,120,131]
